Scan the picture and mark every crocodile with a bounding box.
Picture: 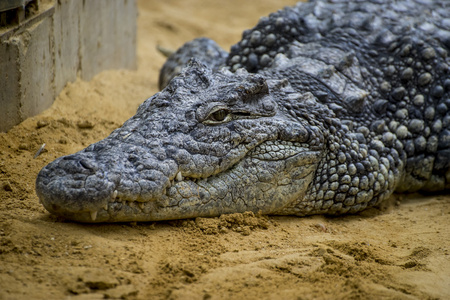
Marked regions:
[36,0,450,222]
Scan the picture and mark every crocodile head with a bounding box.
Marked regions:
[36,60,325,222]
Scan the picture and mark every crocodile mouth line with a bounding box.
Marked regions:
[94,140,315,221]
[102,173,206,221]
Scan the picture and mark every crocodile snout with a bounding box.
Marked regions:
[36,152,115,222]
[36,142,182,222]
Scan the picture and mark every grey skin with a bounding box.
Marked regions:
[36,0,450,222]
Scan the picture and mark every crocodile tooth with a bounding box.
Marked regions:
[112,190,118,199]
[90,211,98,221]
[176,171,183,182]
[103,204,108,211]
[138,202,145,210]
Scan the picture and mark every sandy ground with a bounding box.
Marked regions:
[1,1,450,299]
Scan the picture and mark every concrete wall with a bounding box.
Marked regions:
[0,0,137,132]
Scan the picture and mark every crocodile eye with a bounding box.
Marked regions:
[206,109,231,123]
[211,109,228,121]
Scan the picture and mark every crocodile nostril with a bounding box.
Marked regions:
[79,159,96,170]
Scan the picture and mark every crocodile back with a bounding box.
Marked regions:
[228,0,450,193]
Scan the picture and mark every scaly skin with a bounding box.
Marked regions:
[36,0,450,222]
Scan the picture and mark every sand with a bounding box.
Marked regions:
[1,1,449,299]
